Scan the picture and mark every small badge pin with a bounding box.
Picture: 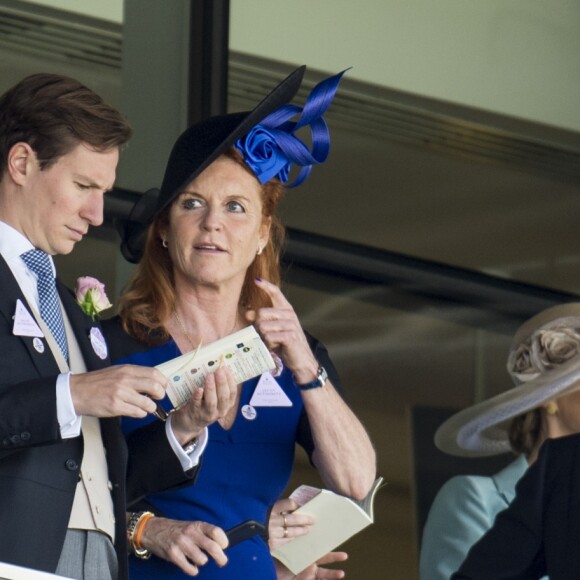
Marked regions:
[13,299,43,337]
[33,337,45,353]
[241,404,257,421]
[89,327,108,360]
[249,373,292,407]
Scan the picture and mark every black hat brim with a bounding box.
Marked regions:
[157,64,306,214]
[115,187,159,264]
[119,65,306,263]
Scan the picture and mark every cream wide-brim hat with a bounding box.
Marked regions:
[435,302,580,457]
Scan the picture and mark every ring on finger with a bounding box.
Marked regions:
[283,526,288,538]
[282,514,288,528]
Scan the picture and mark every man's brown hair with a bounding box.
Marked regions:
[0,72,132,179]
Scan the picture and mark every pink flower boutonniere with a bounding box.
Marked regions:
[76,276,112,320]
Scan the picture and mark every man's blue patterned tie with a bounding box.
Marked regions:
[21,249,69,361]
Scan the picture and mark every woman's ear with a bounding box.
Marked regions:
[543,400,559,416]
[157,223,168,246]
[6,142,34,185]
[259,216,272,249]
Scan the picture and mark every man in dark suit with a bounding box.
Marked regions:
[0,73,233,579]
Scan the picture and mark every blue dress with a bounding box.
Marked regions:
[115,338,316,579]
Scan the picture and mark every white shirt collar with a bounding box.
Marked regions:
[0,220,56,275]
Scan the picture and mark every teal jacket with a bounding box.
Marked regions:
[419,456,528,580]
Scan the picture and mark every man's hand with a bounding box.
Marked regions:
[70,364,168,418]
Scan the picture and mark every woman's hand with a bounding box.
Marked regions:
[246,279,319,384]
[274,552,348,580]
[140,516,229,576]
[268,498,314,549]
[170,366,238,445]
[269,498,348,579]
[249,279,376,499]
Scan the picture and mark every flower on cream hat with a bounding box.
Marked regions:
[435,302,580,457]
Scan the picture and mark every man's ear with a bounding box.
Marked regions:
[6,142,35,186]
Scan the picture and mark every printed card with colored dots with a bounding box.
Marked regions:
[156,325,276,410]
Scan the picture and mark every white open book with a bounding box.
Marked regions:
[156,325,276,410]
[271,476,384,574]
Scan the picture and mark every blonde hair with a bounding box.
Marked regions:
[117,148,286,345]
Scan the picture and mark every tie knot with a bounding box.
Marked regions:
[21,249,53,279]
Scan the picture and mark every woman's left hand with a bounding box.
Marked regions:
[170,366,238,443]
[274,552,348,580]
[246,279,319,383]
[270,499,347,578]
[268,498,314,549]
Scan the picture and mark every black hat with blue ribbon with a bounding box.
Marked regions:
[118,65,346,263]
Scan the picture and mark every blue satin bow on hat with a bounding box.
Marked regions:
[235,69,348,188]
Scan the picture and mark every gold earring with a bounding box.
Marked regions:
[546,401,559,415]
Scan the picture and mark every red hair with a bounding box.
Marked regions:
[117,148,286,344]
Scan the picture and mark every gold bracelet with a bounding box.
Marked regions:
[127,511,154,559]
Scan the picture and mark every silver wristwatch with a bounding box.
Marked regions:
[295,366,328,390]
